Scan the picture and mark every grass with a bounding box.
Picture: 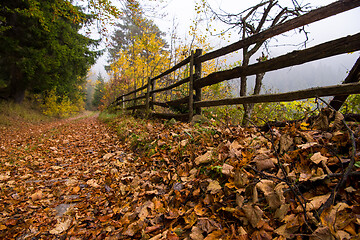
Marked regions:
[0,100,53,126]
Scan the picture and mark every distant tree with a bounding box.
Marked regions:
[92,73,106,109]
[198,0,311,125]
[108,0,165,63]
[105,0,169,105]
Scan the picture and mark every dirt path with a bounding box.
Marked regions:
[1,112,359,239]
[0,113,130,239]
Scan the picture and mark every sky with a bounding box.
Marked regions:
[91,0,360,92]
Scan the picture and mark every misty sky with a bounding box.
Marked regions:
[92,0,360,93]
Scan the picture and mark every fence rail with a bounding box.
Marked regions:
[109,0,360,122]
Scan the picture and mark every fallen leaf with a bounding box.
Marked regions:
[242,204,264,228]
[203,230,223,240]
[73,186,80,194]
[221,163,234,176]
[310,226,333,240]
[195,151,212,165]
[190,226,204,240]
[197,218,221,234]
[49,218,72,234]
[86,179,100,188]
[280,134,293,154]
[307,193,331,211]
[310,152,328,164]
[194,204,207,216]
[103,152,114,160]
[256,180,281,210]
[31,190,43,201]
[234,169,249,188]
[207,180,222,194]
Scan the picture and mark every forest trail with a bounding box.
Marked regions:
[1,112,359,239]
[0,112,130,238]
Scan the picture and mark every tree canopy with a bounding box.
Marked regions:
[0,0,108,103]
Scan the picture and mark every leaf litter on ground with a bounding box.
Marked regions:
[0,111,359,239]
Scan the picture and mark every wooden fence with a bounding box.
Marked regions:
[109,0,360,122]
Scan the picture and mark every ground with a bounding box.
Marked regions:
[0,112,359,239]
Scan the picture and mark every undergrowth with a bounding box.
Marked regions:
[0,100,52,126]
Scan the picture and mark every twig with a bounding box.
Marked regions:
[316,98,357,216]
[246,118,312,231]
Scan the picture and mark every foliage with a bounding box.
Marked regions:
[92,73,106,109]
[341,94,360,114]
[0,99,51,126]
[38,89,84,118]
[105,1,169,106]
[0,0,100,103]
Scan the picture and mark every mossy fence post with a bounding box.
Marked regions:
[194,49,203,115]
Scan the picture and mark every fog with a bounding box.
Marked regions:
[92,0,360,94]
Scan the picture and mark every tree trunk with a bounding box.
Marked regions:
[9,63,26,103]
[241,72,265,126]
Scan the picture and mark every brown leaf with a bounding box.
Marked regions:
[310,152,328,164]
[145,224,162,234]
[49,218,72,235]
[333,111,344,131]
[103,152,114,160]
[255,158,275,171]
[307,193,331,211]
[203,230,223,240]
[86,179,100,188]
[256,180,281,210]
[207,180,222,194]
[73,186,80,194]
[309,226,333,240]
[279,134,293,154]
[31,190,43,201]
[194,204,207,216]
[197,218,221,234]
[195,151,212,165]
[242,204,264,228]
[221,163,234,177]
[234,168,249,188]
[190,226,204,240]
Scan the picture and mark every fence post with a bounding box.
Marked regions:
[194,49,203,115]
[151,77,156,110]
[146,77,151,113]
[132,87,137,114]
[188,50,195,121]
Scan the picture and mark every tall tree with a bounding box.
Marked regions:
[0,0,102,103]
[92,73,105,109]
[199,0,311,125]
[105,0,168,105]
[108,0,165,63]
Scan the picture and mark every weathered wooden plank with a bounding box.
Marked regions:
[146,78,151,112]
[330,56,360,110]
[122,85,147,98]
[151,112,189,121]
[195,83,360,108]
[195,33,360,89]
[123,95,146,103]
[151,56,191,81]
[194,49,203,115]
[152,96,189,108]
[151,77,190,94]
[197,0,360,64]
[126,104,146,111]
[189,51,195,121]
